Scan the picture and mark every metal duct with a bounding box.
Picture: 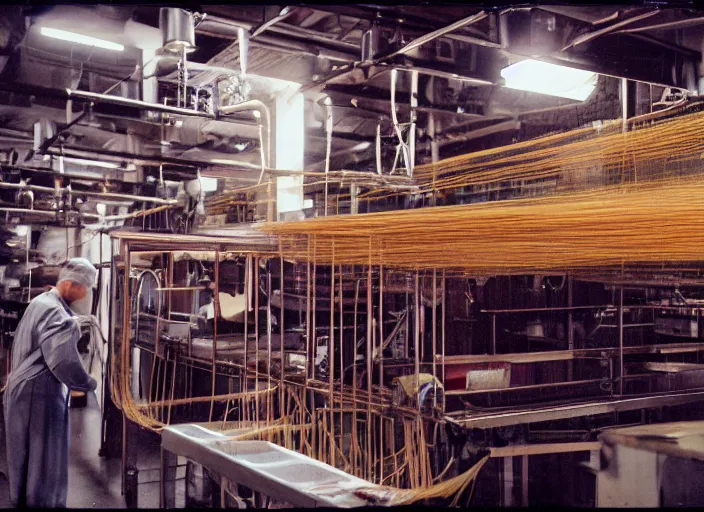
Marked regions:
[33,119,57,152]
[196,16,356,62]
[0,6,26,78]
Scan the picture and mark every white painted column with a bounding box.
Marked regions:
[123,20,162,105]
[273,87,305,221]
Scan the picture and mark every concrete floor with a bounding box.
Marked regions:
[0,391,186,508]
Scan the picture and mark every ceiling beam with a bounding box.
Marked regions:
[378,11,489,61]
[615,15,704,34]
[249,6,298,38]
[562,9,660,51]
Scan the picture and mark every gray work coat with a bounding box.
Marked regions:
[3,288,97,508]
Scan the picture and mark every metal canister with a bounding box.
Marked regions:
[159,8,196,54]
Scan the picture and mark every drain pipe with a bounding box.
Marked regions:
[409,70,418,176]
[324,97,333,216]
[255,113,266,185]
[375,121,383,175]
[218,100,272,171]
[390,69,411,176]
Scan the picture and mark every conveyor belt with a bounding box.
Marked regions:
[161,424,379,508]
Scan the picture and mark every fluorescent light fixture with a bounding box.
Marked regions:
[351,142,371,152]
[210,159,239,166]
[12,225,28,237]
[40,27,124,52]
[63,157,119,169]
[500,59,597,101]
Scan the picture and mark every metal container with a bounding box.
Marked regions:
[526,320,545,338]
[465,362,511,391]
[160,8,196,53]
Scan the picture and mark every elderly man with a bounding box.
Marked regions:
[4,258,98,508]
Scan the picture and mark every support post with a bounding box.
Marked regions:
[244,255,250,423]
[409,70,419,175]
[414,272,420,407]
[279,255,285,418]
[350,183,359,215]
[621,78,636,134]
[521,454,529,506]
[339,264,344,468]
[120,241,131,496]
[160,447,178,508]
[266,260,273,424]
[254,257,260,428]
[366,242,373,480]
[441,270,446,386]
[503,456,514,507]
[329,255,335,468]
[492,314,497,355]
[378,264,384,481]
[619,286,624,395]
[567,275,574,381]
[432,269,437,380]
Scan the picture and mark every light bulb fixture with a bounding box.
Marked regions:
[40,27,125,52]
[500,59,597,101]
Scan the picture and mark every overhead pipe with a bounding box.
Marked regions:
[0,162,137,183]
[0,207,57,218]
[46,145,267,174]
[65,88,216,119]
[256,115,266,185]
[0,82,270,177]
[0,181,56,194]
[72,188,177,205]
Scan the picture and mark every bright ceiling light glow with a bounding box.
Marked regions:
[40,27,125,52]
[500,59,597,101]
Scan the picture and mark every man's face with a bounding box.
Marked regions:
[60,281,88,304]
